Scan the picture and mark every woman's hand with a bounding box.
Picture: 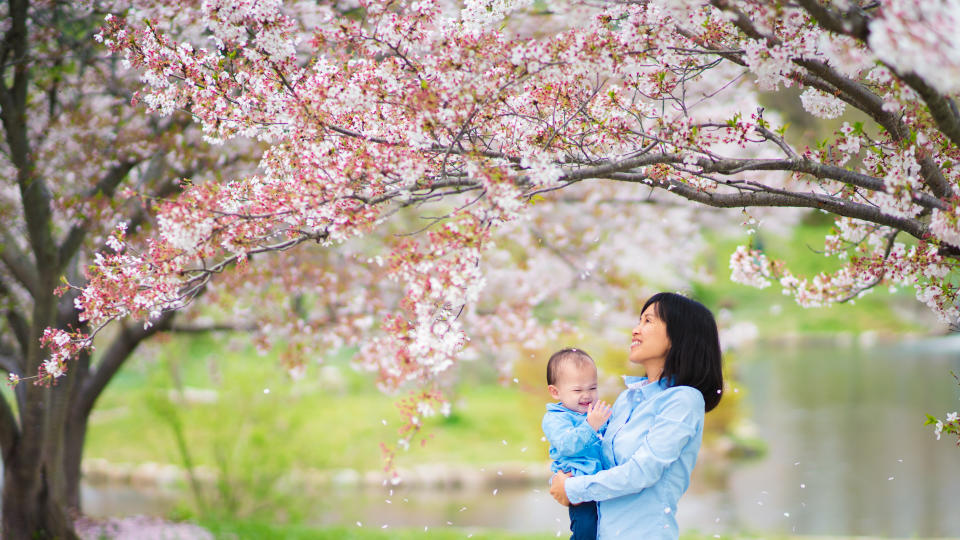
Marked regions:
[550,471,573,506]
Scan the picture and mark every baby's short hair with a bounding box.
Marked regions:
[546,348,595,385]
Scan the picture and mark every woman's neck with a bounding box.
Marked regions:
[643,359,664,382]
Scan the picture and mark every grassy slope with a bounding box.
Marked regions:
[86,334,547,469]
[200,520,758,539]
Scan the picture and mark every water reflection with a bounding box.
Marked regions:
[724,338,960,537]
[81,338,960,537]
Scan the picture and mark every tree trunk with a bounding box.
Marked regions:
[62,413,89,515]
[2,385,80,540]
[2,457,79,540]
[63,349,92,513]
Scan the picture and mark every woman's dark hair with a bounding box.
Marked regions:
[641,292,724,412]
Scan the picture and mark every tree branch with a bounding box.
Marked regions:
[167,322,257,334]
[793,64,954,199]
[561,152,946,212]
[0,351,21,374]
[794,0,871,42]
[0,226,40,297]
[0,276,30,356]
[837,228,899,303]
[75,311,177,420]
[0,0,58,275]
[605,172,931,242]
[57,160,141,269]
[0,388,18,462]
[797,1,960,161]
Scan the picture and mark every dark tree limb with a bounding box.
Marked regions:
[57,160,140,270]
[899,72,960,168]
[0,227,40,297]
[0,351,20,375]
[712,0,954,201]
[5,308,30,360]
[1,0,58,274]
[0,277,30,357]
[794,0,871,42]
[562,152,945,211]
[75,311,177,420]
[837,228,900,303]
[604,172,933,243]
[0,388,18,462]
[795,1,960,156]
[167,322,257,334]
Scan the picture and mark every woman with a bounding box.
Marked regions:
[549,292,724,539]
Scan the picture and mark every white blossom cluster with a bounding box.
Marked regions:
[461,0,533,29]
[869,0,960,95]
[931,207,960,248]
[729,245,773,289]
[799,87,846,119]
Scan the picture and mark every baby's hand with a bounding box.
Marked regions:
[586,400,612,431]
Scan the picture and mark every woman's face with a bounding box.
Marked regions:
[629,303,671,367]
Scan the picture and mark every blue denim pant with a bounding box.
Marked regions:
[568,500,598,540]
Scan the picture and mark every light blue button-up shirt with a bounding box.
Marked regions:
[542,402,604,476]
[564,376,705,539]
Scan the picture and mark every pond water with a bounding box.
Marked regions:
[82,337,960,537]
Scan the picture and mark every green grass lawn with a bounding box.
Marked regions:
[86,334,549,471]
[194,519,881,540]
[202,520,562,540]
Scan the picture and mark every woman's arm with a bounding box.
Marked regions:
[563,388,704,504]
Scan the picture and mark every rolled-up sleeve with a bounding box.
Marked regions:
[565,389,703,504]
[543,413,602,457]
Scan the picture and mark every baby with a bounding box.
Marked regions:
[542,348,612,540]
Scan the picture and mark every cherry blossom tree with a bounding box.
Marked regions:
[7,0,960,536]
[83,0,960,465]
[81,0,959,383]
[1,2,709,537]
[0,1,269,537]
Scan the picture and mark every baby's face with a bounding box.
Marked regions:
[549,362,599,414]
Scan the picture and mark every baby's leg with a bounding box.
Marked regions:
[568,500,598,540]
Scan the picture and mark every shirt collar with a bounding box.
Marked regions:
[623,375,667,398]
[546,402,585,414]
